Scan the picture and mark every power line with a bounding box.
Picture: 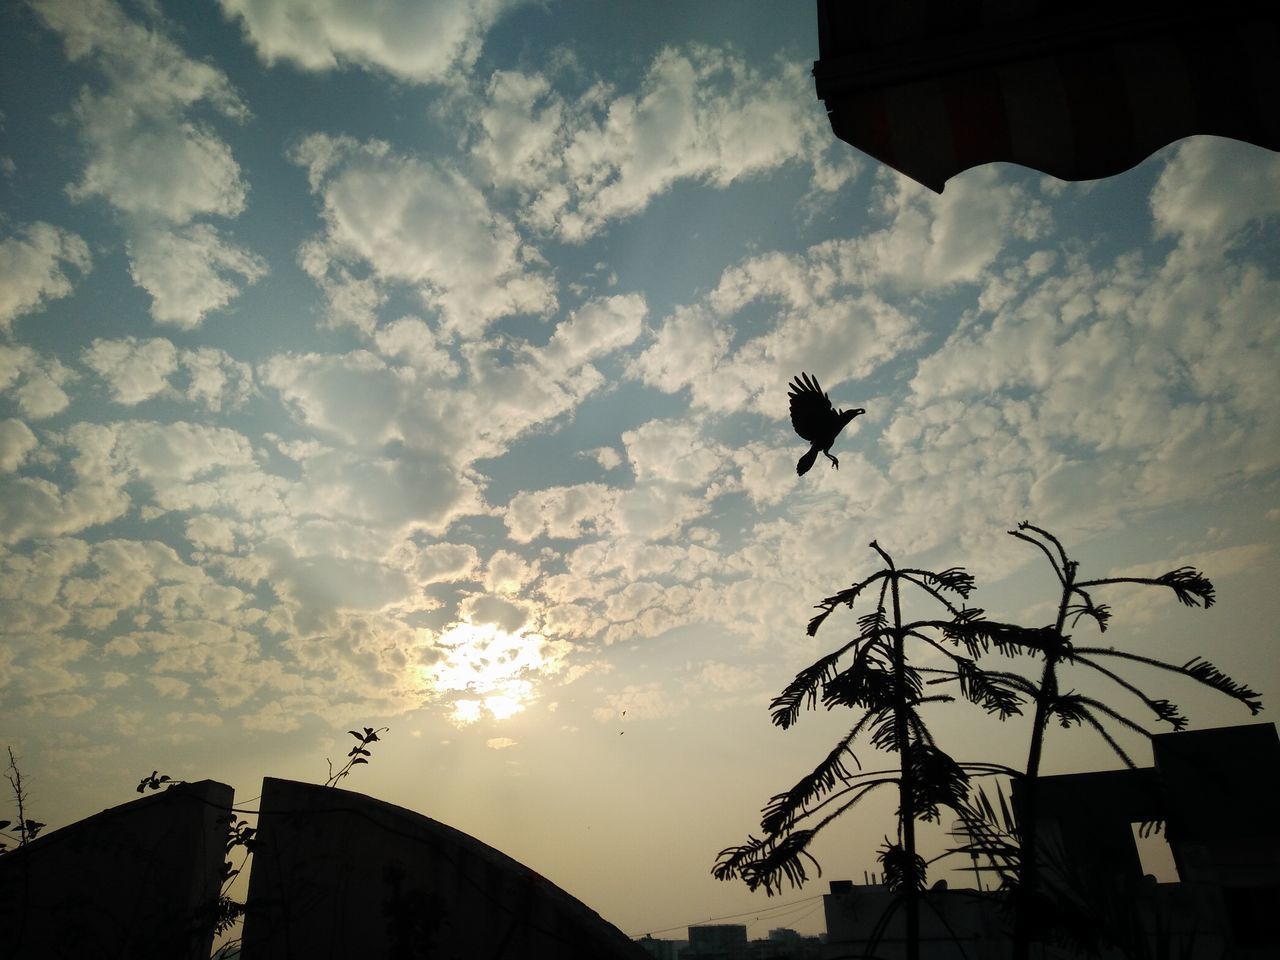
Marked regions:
[629,893,825,938]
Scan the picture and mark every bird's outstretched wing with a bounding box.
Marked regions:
[788,373,839,442]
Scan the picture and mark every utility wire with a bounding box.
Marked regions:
[629,893,824,938]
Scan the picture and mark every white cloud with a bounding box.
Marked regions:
[591,447,622,471]
[82,337,178,405]
[33,0,249,221]
[291,135,555,336]
[373,317,459,377]
[0,420,39,474]
[856,166,1050,288]
[1150,138,1280,249]
[633,246,918,414]
[622,418,726,488]
[504,483,620,543]
[539,294,647,370]
[0,345,77,419]
[471,46,847,240]
[591,683,685,722]
[392,540,481,585]
[263,292,643,474]
[0,222,92,331]
[33,0,262,327]
[178,347,255,412]
[0,468,128,545]
[149,676,191,699]
[128,224,267,329]
[219,0,517,84]
[484,549,538,595]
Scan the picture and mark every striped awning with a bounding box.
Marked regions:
[813,0,1280,192]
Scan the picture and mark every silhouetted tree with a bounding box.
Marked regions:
[946,523,1263,960]
[714,541,1014,960]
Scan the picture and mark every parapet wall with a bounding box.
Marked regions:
[240,776,644,960]
[0,778,233,960]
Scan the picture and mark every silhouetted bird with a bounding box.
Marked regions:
[788,372,864,475]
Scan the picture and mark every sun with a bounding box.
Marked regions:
[420,621,555,723]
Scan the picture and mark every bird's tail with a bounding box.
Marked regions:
[796,446,819,476]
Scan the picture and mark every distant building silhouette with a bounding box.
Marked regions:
[822,723,1280,959]
[664,924,823,960]
[684,924,750,960]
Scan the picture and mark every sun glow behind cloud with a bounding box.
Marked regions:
[421,621,563,724]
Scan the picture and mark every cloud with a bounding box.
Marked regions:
[470,46,850,240]
[32,0,262,327]
[0,222,92,331]
[632,245,919,414]
[127,224,267,329]
[0,345,77,419]
[34,0,248,219]
[0,420,38,474]
[219,0,517,84]
[484,550,538,595]
[263,293,647,472]
[855,166,1050,288]
[1150,138,1280,249]
[82,337,178,405]
[291,134,555,336]
[591,683,686,722]
[504,483,621,543]
[539,294,647,370]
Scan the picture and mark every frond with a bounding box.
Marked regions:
[1182,657,1263,714]
[808,573,885,636]
[857,606,888,636]
[1050,692,1093,729]
[948,783,1021,886]
[953,657,1027,719]
[716,781,892,895]
[1053,693,1143,766]
[1068,652,1187,729]
[770,651,842,728]
[1073,694,1152,741]
[823,655,896,713]
[1074,648,1263,716]
[868,708,902,753]
[879,840,928,893]
[1156,568,1216,608]
[760,727,862,835]
[944,614,1062,658]
[1078,567,1216,609]
[921,567,976,599]
[1065,590,1111,632]
[1010,522,1069,584]
[1074,705,1139,768]
[907,744,970,822]
[712,829,821,895]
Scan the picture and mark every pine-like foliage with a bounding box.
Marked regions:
[714,540,1018,925]
[985,522,1262,960]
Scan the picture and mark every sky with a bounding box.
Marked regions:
[2,0,1280,942]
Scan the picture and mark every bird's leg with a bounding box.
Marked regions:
[826,452,839,469]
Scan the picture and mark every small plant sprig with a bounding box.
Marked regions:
[210,816,259,938]
[325,726,388,787]
[136,770,187,793]
[2,746,45,853]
